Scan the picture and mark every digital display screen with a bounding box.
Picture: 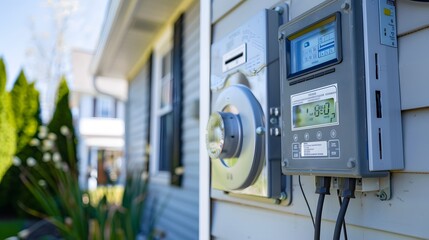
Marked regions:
[291,84,338,130]
[288,14,340,77]
[293,98,337,128]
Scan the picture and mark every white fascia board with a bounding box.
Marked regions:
[90,0,138,77]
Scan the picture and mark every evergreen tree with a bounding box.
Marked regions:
[48,77,78,176]
[10,71,41,153]
[0,58,16,180]
[0,67,43,217]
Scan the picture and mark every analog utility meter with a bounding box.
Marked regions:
[206,9,290,200]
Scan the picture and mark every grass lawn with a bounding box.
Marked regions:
[0,219,25,239]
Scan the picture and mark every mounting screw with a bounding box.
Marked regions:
[282,159,289,167]
[341,2,350,11]
[347,159,356,168]
[274,6,284,15]
[278,33,285,41]
[378,190,388,201]
[279,192,287,200]
[256,127,265,135]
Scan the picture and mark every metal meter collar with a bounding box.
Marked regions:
[206,84,265,190]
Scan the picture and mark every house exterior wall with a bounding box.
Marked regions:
[209,0,429,239]
[126,64,150,173]
[126,1,200,239]
[148,3,200,239]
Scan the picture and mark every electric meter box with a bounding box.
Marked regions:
[279,0,404,177]
[206,9,289,199]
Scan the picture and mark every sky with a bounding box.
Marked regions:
[0,0,109,90]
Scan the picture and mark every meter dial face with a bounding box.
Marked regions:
[206,113,226,158]
[206,85,265,190]
[206,111,243,166]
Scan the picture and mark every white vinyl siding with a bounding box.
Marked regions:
[126,65,150,173]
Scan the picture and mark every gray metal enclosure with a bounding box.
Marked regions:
[208,0,429,239]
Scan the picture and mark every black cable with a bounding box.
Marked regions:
[337,189,348,240]
[333,197,350,240]
[333,178,356,240]
[299,175,315,227]
[314,193,325,240]
[314,176,331,240]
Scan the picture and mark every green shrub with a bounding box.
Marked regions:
[0,58,16,181]
[0,70,43,217]
[47,77,78,176]
[10,71,41,153]
[16,126,153,239]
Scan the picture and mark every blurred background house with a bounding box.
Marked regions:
[71,49,127,190]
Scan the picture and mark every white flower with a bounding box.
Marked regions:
[4,236,19,240]
[29,138,40,147]
[55,162,62,169]
[53,152,61,163]
[12,157,21,166]
[43,152,51,162]
[38,126,48,139]
[38,179,47,187]
[60,126,70,136]
[18,229,30,238]
[62,163,69,172]
[26,157,36,167]
[42,139,54,151]
[65,217,72,226]
[48,133,57,141]
[82,193,90,204]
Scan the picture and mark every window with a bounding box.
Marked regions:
[150,28,174,182]
[149,15,184,186]
[158,50,173,172]
[93,96,116,118]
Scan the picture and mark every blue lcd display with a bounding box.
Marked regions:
[287,14,341,78]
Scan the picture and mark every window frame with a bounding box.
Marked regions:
[149,27,174,184]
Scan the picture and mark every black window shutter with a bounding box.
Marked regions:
[144,52,154,175]
[170,14,184,186]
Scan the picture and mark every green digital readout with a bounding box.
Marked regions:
[293,98,337,129]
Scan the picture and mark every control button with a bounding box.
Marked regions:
[293,134,298,142]
[316,131,322,140]
[329,140,339,148]
[304,132,310,141]
[292,143,299,150]
[293,152,299,158]
[330,150,339,157]
[330,129,337,138]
